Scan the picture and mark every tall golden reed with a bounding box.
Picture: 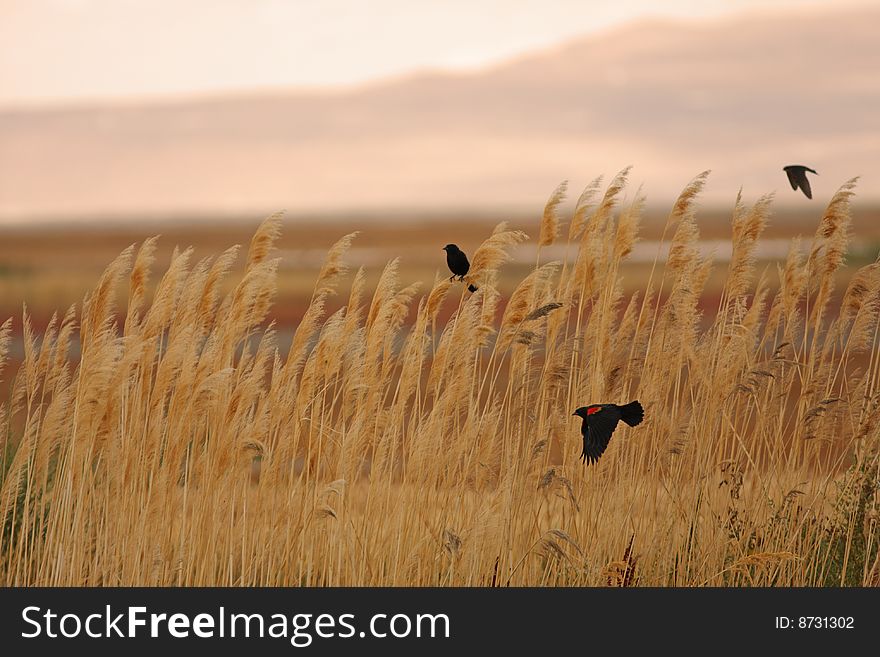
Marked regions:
[0,173,877,586]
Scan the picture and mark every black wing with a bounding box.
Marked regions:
[799,175,812,199]
[784,166,814,199]
[581,411,621,464]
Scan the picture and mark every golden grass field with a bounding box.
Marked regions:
[1,169,878,586]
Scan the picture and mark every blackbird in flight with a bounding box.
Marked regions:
[783,165,818,199]
[573,401,644,464]
[443,244,478,292]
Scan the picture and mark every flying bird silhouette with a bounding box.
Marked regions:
[783,165,818,199]
[442,244,478,292]
[573,401,644,464]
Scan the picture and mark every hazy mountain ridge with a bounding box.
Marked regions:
[1,6,877,221]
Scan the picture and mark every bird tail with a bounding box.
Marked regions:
[467,284,478,293]
[619,400,644,427]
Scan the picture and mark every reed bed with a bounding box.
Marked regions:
[1,170,878,586]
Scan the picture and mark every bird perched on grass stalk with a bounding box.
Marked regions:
[783,165,818,199]
[573,401,644,464]
[442,244,478,292]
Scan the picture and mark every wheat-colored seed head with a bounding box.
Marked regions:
[1,173,876,587]
[468,229,529,287]
[246,211,284,272]
[539,180,568,248]
[568,175,604,241]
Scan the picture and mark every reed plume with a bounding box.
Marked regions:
[1,177,877,588]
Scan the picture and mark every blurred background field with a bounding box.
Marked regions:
[2,202,880,368]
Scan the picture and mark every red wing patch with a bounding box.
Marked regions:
[586,406,602,415]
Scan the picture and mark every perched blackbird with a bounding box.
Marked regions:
[573,401,644,464]
[442,244,478,292]
[783,165,818,199]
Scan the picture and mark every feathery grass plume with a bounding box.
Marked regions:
[314,232,359,298]
[525,303,564,322]
[246,211,284,272]
[640,175,709,402]
[419,298,483,473]
[707,276,770,406]
[366,259,400,333]
[231,326,276,436]
[840,263,880,328]
[568,175,604,241]
[568,168,631,303]
[468,227,529,288]
[141,247,193,341]
[0,319,9,446]
[742,277,769,337]
[168,256,212,341]
[426,277,454,327]
[216,256,279,363]
[726,192,772,302]
[425,311,455,396]
[33,311,59,395]
[693,254,713,293]
[343,266,368,338]
[46,305,76,394]
[610,292,640,370]
[33,366,73,480]
[540,316,571,383]
[731,551,799,573]
[769,238,807,340]
[363,262,420,402]
[72,335,124,439]
[807,178,858,330]
[667,171,710,280]
[841,263,880,354]
[538,180,568,248]
[282,293,327,392]
[350,274,421,478]
[498,262,560,350]
[669,170,711,228]
[476,285,501,347]
[20,309,39,406]
[587,166,632,236]
[247,259,280,328]
[80,245,134,352]
[613,190,644,262]
[395,298,430,412]
[124,236,159,335]
[217,221,282,353]
[546,528,585,559]
[581,271,625,397]
[195,245,241,332]
[652,257,707,394]
[378,282,421,373]
[0,317,12,382]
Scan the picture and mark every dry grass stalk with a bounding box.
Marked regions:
[0,177,877,587]
[538,180,568,248]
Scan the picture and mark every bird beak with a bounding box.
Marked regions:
[572,411,578,416]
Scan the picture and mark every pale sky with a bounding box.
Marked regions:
[0,0,867,108]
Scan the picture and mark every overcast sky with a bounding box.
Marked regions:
[0,0,868,108]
